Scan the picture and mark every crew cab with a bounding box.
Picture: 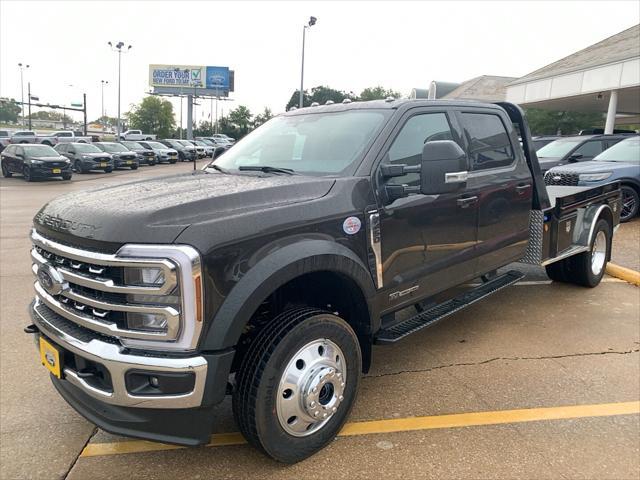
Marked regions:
[9,130,91,146]
[119,130,156,141]
[26,100,621,464]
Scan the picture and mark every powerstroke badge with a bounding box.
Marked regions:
[343,216,362,235]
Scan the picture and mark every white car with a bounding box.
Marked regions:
[9,130,91,146]
[119,130,156,141]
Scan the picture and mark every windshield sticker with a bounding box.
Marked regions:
[343,216,362,235]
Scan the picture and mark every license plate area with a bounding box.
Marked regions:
[39,336,62,378]
[52,168,61,174]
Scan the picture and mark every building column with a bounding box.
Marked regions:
[604,90,618,134]
[187,94,193,140]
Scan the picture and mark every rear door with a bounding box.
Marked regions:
[457,108,533,274]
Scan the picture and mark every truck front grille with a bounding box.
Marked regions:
[30,230,203,352]
[544,171,579,186]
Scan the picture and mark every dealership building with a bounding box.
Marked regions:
[417,24,640,132]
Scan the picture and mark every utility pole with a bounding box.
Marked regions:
[18,63,29,127]
[101,80,109,120]
[108,41,132,139]
[299,16,317,108]
[83,93,87,135]
[27,82,32,130]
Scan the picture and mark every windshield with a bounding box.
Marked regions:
[593,138,640,163]
[536,138,583,158]
[23,145,58,157]
[121,141,143,150]
[74,144,101,153]
[178,141,195,147]
[145,141,167,149]
[213,110,390,175]
[199,139,215,146]
[99,143,129,153]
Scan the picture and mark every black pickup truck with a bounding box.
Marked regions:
[26,100,621,463]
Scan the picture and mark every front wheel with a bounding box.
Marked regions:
[131,164,138,170]
[104,167,113,173]
[1,162,12,178]
[233,308,361,463]
[62,174,72,181]
[620,185,639,222]
[23,166,33,182]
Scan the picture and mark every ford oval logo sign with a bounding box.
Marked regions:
[37,264,67,296]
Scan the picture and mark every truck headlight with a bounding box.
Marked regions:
[579,172,612,182]
[127,312,169,332]
[30,160,44,165]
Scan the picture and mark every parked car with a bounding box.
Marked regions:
[119,141,157,166]
[579,128,637,135]
[212,133,234,144]
[194,140,214,158]
[9,130,91,146]
[93,142,139,170]
[1,144,72,181]
[160,139,196,161]
[26,99,622,463]
[54,142,114,173]
[545,136,640,221]
[536,134,632,172]
[181,140,205,158]
[196,138,228,159]
[119,130,156,141]
[138,140,179,164]
[531,135,562,151]
[0,130,11,152]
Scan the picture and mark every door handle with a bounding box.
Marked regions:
[515,184,531,195]
[457,196,478,208]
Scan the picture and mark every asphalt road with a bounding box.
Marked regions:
[1,163,638,480]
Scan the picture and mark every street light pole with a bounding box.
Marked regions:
[18,63,30,127]
[101,80,109,120]
[299,16,317,108]
[108,41,132,140]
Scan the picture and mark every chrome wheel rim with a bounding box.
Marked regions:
[621,189,636,221]
[277,339,346,437]
[591,230,607,276]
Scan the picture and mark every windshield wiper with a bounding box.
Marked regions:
[238,165,297,175]
[205,163,232,174]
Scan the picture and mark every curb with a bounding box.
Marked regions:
[606,263,640,286]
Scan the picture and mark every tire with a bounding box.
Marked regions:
[233,308,361,463]
[131,164,138,170]
[620,185,639,222]
[74,160,84,174]
[23,166,33,182]
[105,167,113,173]
[62,174,72,181]
[169,159,177,164]
[545,261,568,282]
[1,162,12,178]
[566,219,611,287]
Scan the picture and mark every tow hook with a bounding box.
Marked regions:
[24,324,38,334]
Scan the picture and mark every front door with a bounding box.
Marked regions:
[376,108,479,311]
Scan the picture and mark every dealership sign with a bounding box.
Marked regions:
[149,64,233,96]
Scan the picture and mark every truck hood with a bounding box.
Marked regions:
[33,171,335,246]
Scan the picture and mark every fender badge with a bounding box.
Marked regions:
[343,216,362,235]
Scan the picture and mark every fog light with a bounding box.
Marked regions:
[126,312,168,332]
[149,376,160,388]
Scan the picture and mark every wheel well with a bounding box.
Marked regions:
[621,182,640,197]
[232,271,372,373]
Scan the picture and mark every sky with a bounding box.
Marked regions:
[1,0,638,127]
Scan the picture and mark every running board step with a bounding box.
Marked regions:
[375,270,524,344]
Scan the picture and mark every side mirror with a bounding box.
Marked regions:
[381,140,467,200]
[419,140,468,194]
[568,153,583,162]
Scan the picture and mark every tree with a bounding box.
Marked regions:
[525,108,605,136]
[253,107,273,129]
[0,98,21,123]
[358,86,402,101]
[29,110,73,124]
[127,96,175,138]
[228,105,253,137]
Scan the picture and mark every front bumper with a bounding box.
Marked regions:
[28,298,234,444]
[137,154,156,165]
[80,159,113,171]
[30,165,73,177]
[113,157,139,168]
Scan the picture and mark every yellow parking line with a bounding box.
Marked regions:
[606,263,640,286]
[80,401,639,458]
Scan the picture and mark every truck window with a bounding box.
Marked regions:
[573,140,605,158]
[461,113,514,170]
[386,112,454,185]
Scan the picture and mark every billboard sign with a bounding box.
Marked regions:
[149,64,233,97]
